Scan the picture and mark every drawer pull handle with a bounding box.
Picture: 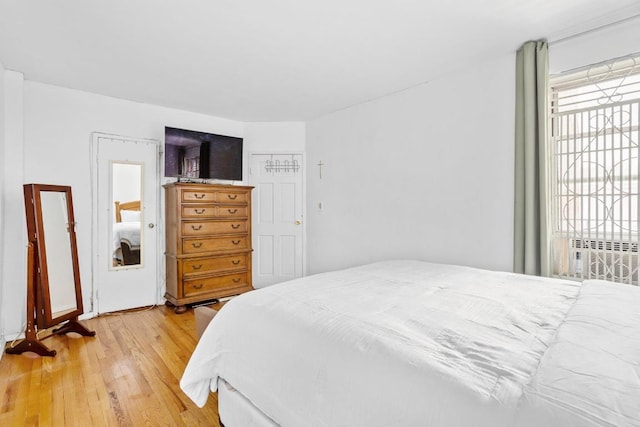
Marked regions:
[194,193,205,199]
[231,224,240,229]
[231,260,241,265]
[191,225,203,231]
[192,242,203,248]
[193,284,204,289]
[232,240,241,245]
[195,209,205,214]
[228,209,238,214]
[192,264,203,270]
[227,194,238,200]
[232,278,241,283]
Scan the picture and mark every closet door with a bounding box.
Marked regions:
[93,133,159,313]
[249,153,304,288]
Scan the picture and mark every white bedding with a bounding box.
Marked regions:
[180,260,640,427]
[112,221,140,253]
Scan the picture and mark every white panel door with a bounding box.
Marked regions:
[94,134,159,313]
[250,154,303,287]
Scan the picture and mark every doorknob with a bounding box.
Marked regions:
[148,223,155,229]
[295,220,302,225]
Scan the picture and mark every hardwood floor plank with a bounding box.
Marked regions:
[1,305,221,426]
[0,356,17,414]
[38,357,54,426]
[26,357,42,424]
[13,357,32,424]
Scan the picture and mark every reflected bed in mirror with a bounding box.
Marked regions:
[111,162,143,269]
[113,200,141,267]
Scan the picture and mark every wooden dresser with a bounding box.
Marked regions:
[164,183,253,313]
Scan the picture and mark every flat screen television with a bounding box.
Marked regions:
[164,126,243,181]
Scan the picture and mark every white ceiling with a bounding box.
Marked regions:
[1,0,639,122]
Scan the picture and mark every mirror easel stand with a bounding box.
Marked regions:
[5,242,95,357]
[5,243,57,356]
[50,318,96,338]
[6,183,96,357]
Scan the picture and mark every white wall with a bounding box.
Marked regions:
[549,17,640,74]
[1,70,25,341]
[0,62,5,351]
[244,122,306,153]
[306,54,516,274]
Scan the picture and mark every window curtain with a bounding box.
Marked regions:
[514,40,549,276]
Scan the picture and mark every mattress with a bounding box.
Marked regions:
[218,379,278,427]
[180,260,640,426]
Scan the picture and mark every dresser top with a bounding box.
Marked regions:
[163,182,254,191]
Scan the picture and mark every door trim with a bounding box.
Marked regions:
[89,132,162,318]
[248,151,307,280]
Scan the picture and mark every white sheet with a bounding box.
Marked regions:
[181,260,640,427]
[515,279,640,427]
[112,221,140,253]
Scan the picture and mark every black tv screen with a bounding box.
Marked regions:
[164,127,243,181]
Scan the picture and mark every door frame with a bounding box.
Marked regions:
[248,151,307,281]
[89,132,162,317]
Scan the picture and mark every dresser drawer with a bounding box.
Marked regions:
[182,190,217,203]
[181,205,249,219]
[182,254,248,277]
[182,220,247,236]
[183,272,249,297]
[182,205,216,218]
[216,206,248,218]
[182,189,248,204]
[182,236,249,254]
[218,190,248,204]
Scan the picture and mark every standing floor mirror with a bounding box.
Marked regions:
[6,184,95,357]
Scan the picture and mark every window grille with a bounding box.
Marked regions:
[549,55,640,285]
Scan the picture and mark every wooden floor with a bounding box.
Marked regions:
[0,304,222,426]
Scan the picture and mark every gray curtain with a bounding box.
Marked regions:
[514,40,549,276]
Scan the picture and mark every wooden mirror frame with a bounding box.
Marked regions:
[28,184,84,327]
[6,184,94,357]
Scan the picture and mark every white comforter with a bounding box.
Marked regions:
[180,260,640,427]
[112,221,140,252]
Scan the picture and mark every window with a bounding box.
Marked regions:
[549,55,640,285]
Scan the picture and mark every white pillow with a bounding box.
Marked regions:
[121,210,141,222]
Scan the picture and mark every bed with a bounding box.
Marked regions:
[180,260,640,427]
[113,200,141,266]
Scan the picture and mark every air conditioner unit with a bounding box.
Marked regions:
[569,238,638,285]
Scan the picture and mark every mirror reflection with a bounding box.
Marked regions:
[111,163,143,268]
[40,191,78,318]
